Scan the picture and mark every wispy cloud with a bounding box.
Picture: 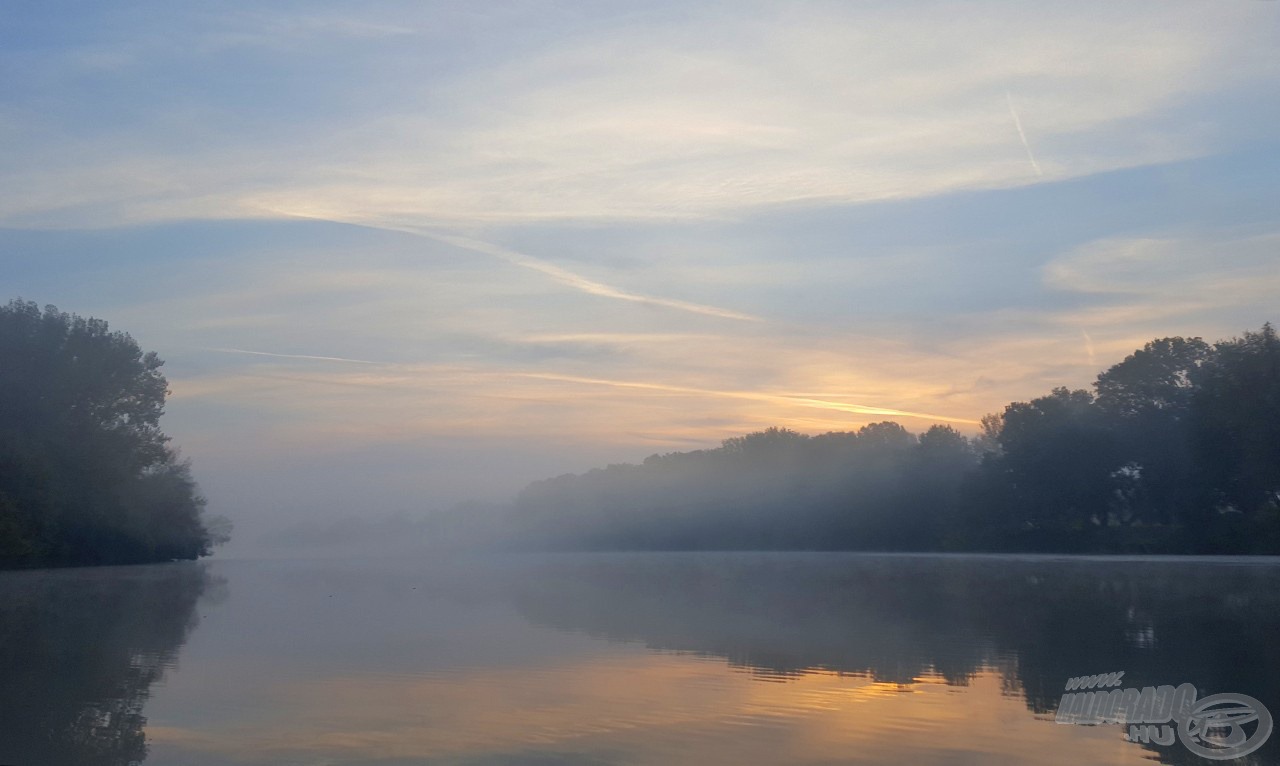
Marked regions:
[410,230,760,322]
[1043,232,1280,298]
[3,3,1275,228]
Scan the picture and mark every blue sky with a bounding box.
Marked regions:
[2,1,1278,545]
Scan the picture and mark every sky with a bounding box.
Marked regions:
[2,1,1278,548]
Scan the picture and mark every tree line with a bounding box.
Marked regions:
[511,324,1280,554]
[0,300,228,568]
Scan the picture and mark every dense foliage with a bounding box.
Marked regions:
[513,324,1280,554]
[0,300,227,568]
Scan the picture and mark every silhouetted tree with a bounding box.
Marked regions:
[1095,336,1213,419]
[993,388,1118,539]
[0,299,227,567]
[509,323,1279,555]
[898,425,977,549]
[1094,337,1214,526]
[1188,323,1280,550]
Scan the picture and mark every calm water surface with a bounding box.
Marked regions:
[1,553,1278,765]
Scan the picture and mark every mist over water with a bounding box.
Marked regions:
[2,553,1278,765]
[3,2,1279,764]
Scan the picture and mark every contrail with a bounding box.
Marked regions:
[270,213,760,322]
[516,372,980,425]
[1006,91,1043,177]
[410,229,761,323]
[1080,330,1097,370]
[202,347,384,365]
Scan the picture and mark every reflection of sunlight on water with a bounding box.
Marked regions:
[148,655,1153,765]
[131,554,1280,765]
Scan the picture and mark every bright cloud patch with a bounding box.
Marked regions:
[1,2,1276,228]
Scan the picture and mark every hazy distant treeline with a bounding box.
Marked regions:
[0,300,229,568]
[511,324,1280,554]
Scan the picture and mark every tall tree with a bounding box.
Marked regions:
[1093,337,1214,525]
[994,388,1119,540]
[899,425,976,549]
[0,300,224,566]
[1192,324,1280,523]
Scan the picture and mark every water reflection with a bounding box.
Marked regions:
[0,563,215,766]
[2,554,1278,765]
[509,553,1280,764]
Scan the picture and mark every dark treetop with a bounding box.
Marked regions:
[0,299,228,568]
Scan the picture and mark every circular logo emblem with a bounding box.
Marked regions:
[1178,693,1273,760]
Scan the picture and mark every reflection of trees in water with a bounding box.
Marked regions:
[0,563,215,766]
[513,554,998,685]
[510,554,1280,764]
